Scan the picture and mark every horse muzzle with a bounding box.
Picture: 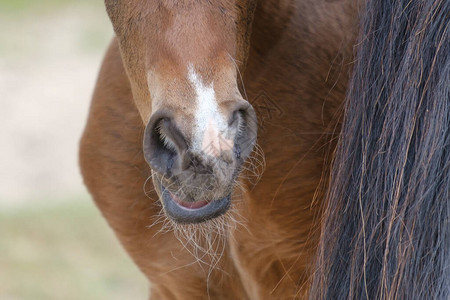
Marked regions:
[143,102,257,223]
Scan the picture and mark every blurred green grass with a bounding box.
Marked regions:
[0,199,148,300]
[0,1,148,299]
[0,0,94,14]
[0,0,111,58]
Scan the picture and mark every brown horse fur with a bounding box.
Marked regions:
[80,0,359,299]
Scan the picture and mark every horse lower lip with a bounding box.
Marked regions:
[161,185,230,224]
[169,192,210,209]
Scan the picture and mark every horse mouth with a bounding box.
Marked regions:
[160,185,230,224]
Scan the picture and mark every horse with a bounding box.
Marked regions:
[79,0,449,299]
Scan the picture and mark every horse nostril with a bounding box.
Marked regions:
[229,102,258,161]
[157,120,178,153]
[143,110,187,176]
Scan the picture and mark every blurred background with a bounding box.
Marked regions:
[0,0,148,299]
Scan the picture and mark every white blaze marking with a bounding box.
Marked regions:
[187,65,233,156]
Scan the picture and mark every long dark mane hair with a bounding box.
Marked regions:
[310,0,449,299]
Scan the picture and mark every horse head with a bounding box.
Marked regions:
[105,0,257,223]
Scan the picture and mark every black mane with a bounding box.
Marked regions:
[310,0,449,298]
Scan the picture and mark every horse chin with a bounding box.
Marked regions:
[154,180,232,224]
